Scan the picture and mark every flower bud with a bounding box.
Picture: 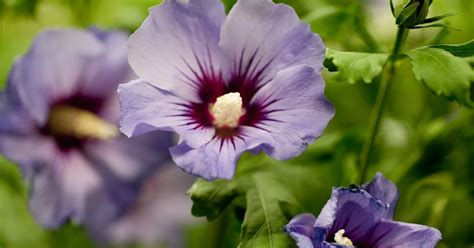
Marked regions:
[390,0,433,27]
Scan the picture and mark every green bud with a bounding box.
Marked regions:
[390,0,433,27]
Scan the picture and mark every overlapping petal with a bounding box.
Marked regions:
[362,172,399,219]
[284,214,317,248]
[247,65,334,160]
[220,0,325,86]
[80,28,133,99]
[128,0,226,101]
[170,135,250,180]
[118,79,215,148]
[369,220,442,247]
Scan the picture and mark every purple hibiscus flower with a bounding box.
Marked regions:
[118,0,335,180]
[0,28,174,230]
[284,173,442,248]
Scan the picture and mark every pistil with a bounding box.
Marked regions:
[210,92,244,128]
[334,229,354,247]
[46,105,119,140]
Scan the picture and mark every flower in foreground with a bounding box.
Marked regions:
[285,173,441,247]
[119,0,335,180]
[0,28,173,229]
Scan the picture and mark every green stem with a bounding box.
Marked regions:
[358,27,408,184]
[354,15,380,52]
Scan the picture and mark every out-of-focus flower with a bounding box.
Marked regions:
[99,165,197,247]
[119,0,334,180]
[284,173,441,247]
[0,28,174,230]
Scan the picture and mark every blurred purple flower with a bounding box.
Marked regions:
[0,28,174,230]
[119,0,335,180]
[285,173,442,248]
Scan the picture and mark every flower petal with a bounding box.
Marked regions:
[314,187,390,245]
[83,131,173,184]
[368,219,442,247]
[97,165,196,246]
[170,136,249,180]
[28,150,103,227]
[245,65,334,160]
[128,0,226,101]
[8,29,103,124]
[79,28,135,99]
[220,0,325,88]
[79,131,174,231]
[362,172,399,219]
[285,213,317,248]
[118,79,214,148]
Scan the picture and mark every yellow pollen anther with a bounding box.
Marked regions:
[47,105,119,140]
[210,92,244,128]
[334,229,354,247]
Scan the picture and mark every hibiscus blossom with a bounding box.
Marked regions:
[284,173,442,248]
[119,0,334,180]
[0,28,173,229]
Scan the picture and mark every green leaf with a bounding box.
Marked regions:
[430,40,474,58]
[239,173,299,248]
[324,48,389,84]
[407,47,474,108]
[189,179,243,221]
[421,13,457,24]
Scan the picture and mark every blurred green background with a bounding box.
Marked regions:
[0,0,473,247]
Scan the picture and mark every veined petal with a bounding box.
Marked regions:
[128,0,226,101]
[363,172,399,219]
[285,213,317,248]
[245,65,334,160]
[368,220,442,247]
[170,136,249,180]
[118,79,214,148]
[8,29,103,125]
[315,188,390,244]
[220,0,325,89]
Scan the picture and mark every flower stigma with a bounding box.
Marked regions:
[210,92,244,128]
[46,105,119,140]
[334,229,354,247]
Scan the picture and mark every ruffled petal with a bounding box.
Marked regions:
[8,29,103,124]
[285,213,317,248]
[118,79,214,148]
[244,65,334,160]
[368,219,441,247]
[363,172,399,219]
[170,135,251,180]
[128,0,226,101]
[314,187,390,245]
[220,0,325,89]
